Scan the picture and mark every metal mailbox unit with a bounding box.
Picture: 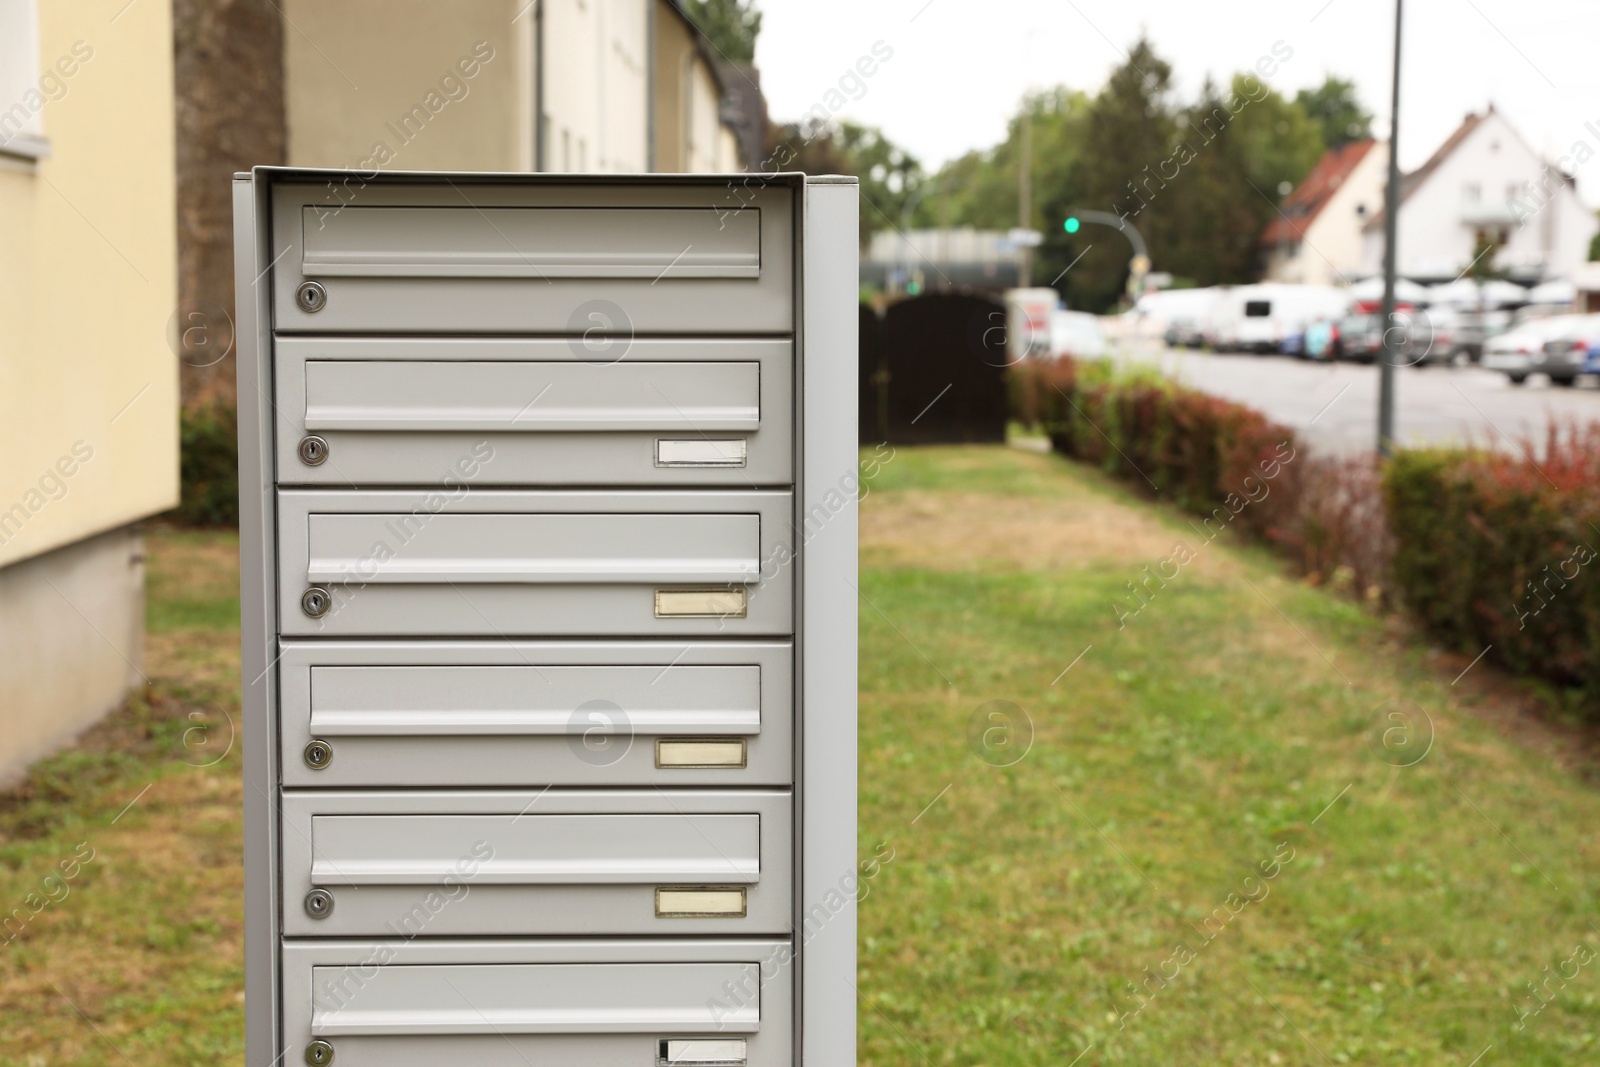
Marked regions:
[235,170,858,1067]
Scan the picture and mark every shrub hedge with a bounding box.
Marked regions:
[1384,430,1600,693]
[1016,357,1600,705]
[175,400,238,526]
[1014,358,1303,547]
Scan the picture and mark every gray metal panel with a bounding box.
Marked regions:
[304,361,759,430]
[272,336,793,487]
[281,938,793,1067]
[312,666,760,734]
[278,640,794,787]
[305,513,759,584]
[234,175,280,1067]
[271,182,793,334]
[799,177,860,1065]
[301,204,762,278]
[280,791,791,936]
[275,489,794,637]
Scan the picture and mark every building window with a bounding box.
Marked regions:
[0,0,47,159]
[1463,182,1481,203]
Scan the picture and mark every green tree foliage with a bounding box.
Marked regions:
[926,88,1092,232]
[682,0,761,63]
[1036,38,1178,312]
[1162,80,1270,286]
[1295,76,1374,145]
[766,119,924,240]
[927,37,1346,310]
[1225,73,1326,201]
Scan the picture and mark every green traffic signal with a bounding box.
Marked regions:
[1064,217,1081,234]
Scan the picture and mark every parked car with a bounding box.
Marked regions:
[1223,284,1349,354]
[1483,315,1587,384]
[1454,308,1513,362]
[1412,305,1462,366]
[1543,315,1600,386]
[1050,309,1108,359]
[1332,305,1456,366]
[1138,287,1225,349]
[1335,312,1385,362]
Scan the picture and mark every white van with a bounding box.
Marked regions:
[1221,284,1349,354]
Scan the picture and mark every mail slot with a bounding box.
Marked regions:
[280,791,790,936]
[276,489,793,636]
[270,183,794,334]
[278,640,791,787]
[281,939,791,1067]
[273,337,792,487]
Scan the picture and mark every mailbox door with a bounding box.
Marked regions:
[274,337,793,487]
[276,489,794,637]
[279,640,792,787]
[270,183,794,335]
[280,791,791,937]
[282,939,791,1067]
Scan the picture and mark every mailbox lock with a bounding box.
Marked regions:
[298,435,329,466]
[295,280,327,313]
[304,1039,335,1066]
[304,888,335,919]
[303,739,333,769]
[301,587,332,619]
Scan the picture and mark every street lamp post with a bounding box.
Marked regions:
[1378,0,1404,455]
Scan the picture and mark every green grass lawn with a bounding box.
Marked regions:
[858,446,1599,1066]
[2,447,1599,1064]
[0,530,244,1066]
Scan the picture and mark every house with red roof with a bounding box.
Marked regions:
[1261,138,1389,286]
[1358,107,1596,283]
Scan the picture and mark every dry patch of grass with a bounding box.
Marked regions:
[0,526,243,1066]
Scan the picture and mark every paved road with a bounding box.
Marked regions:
[1114,344,1600,455]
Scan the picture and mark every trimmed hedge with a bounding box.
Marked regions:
[175,401,238,526]
[1017,357,1600,706]
[1385,434,1600,692]
[1014,358,1303,547]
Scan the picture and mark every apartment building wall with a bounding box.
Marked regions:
[281,0,527,172]
[0,0,178,782]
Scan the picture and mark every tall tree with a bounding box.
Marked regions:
[1037,37,1177,312]
[1164,80,1273,286]
[765,120,923,241]
[1226,73,1327,203]
[1295,76,1374,145]
[682,0,762,63]
[927,88,1092,232]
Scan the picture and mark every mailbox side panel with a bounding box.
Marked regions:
[800,176,859,1065]
[235,174,280,1067]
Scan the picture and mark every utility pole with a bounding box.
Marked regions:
[1378,0,1404,455]
[1018,97,1033,287]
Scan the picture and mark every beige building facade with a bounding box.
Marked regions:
[0,0,179,782]
[280,0,744,175]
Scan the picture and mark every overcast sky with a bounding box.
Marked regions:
[753,0,1600,203]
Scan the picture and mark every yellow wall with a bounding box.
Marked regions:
[652,1,691,172]
[282,0,526,172]
[0,0,178,570]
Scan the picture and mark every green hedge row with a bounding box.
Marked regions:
[1017,357,1600,705]
[1385,440,1600,692]
[1013,359,1304,547]
[175,401,238,527]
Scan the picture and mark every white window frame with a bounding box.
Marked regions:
[0,0,50,161]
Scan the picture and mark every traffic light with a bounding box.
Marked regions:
[1063,216,1081,234]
